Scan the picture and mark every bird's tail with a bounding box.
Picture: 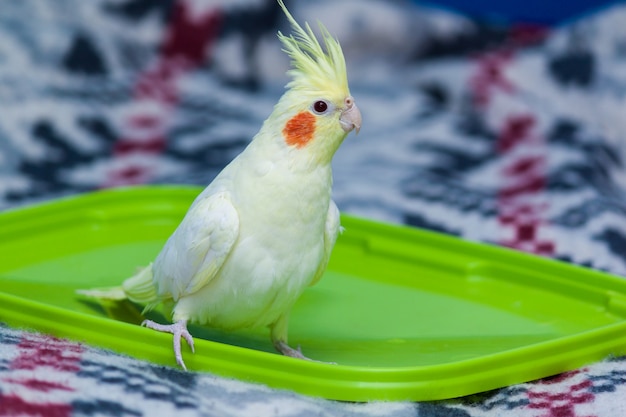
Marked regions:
[77,263,158,307]
[76,286,126,300]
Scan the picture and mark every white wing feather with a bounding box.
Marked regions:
[309,199,341,287]
[153,191,239,301]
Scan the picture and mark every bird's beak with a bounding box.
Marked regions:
[339,96,361,134]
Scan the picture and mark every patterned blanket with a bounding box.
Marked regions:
[2,0,626,415]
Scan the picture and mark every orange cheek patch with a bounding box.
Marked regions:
[283,111,316,148]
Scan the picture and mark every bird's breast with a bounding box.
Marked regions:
[175,165,332,329]
[178,226,325,329]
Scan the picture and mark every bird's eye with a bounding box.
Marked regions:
[312,100,329,114]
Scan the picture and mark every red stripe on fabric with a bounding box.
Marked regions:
[0,395,72,417]
[469,50,515,106]
[161,1,223,65]
[497,115,554,255]
[103,0,222,188]
[507,23,549,47]
[114,138,166,155]
[470,47,556,257]
[497,114,536,153]
[2,378,74,393]
[0,334,83,417]
[526,370,597,417]
[10,335,83,372]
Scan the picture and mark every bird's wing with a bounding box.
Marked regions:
[309,200,341,287]
[153,191,239,300]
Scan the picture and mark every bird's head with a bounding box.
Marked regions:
[265,0,361,166]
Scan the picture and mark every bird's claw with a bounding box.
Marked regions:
[142,319,194,370]
[283,343,306,360]
[274,340,335,364]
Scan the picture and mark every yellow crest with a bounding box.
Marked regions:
[277,0,349,96]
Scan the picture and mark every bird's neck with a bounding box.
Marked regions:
[231,143,333,233]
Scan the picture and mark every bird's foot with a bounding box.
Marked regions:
[275,340,308,360]
[274,340,334,364]
[142,319,195,370]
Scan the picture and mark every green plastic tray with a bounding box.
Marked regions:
[2,185,626,401]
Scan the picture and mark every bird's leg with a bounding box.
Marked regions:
[273,340,309,360]
[142,319,195,370]
[270,312,313,361]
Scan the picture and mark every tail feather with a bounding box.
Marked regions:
[76,286,126,300]
[77,263,158,306]
[122,263,157,305]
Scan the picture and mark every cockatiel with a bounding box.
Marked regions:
[79,0,361,370]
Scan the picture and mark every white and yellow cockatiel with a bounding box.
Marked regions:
[79,0,361,370]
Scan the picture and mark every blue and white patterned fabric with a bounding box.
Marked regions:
[2,1,626,415]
